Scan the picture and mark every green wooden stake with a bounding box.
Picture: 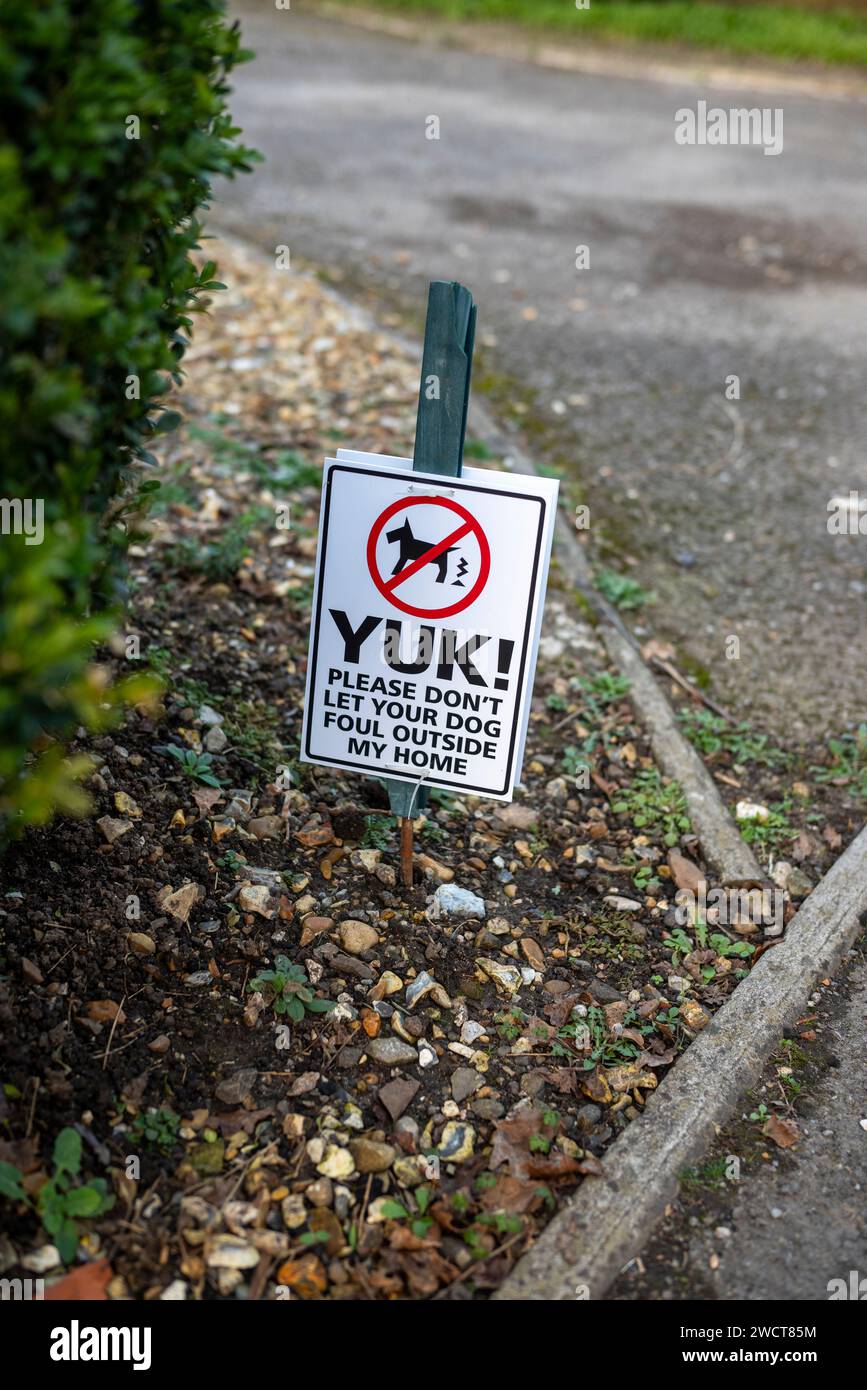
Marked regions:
[384,280,477,887]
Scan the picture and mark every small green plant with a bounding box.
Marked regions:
[610,768,690,847]
[0,1128,115,1264]
[165,744,224,788]
[736,798,796,851]
[679,709,788,769]
[165,505,272,581]
[494,1007,525,1042]
[299,1230,330,1248]
[596,569,654,611]
[811,724,867,800]
[562,745,591,780]
[379,1190,435,1238]
[709,932,756,960]
[361,814,396,851]
[248,956,335,1022]
[463,439,494,460]
[129,1107,180,1152]
[679,1156,730,1191]
[581,671,631,707]
[749,1102,769,1123]
[217,849,246,874]
[666,926,694,964]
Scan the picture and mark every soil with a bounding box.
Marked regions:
[0,238,863,1301]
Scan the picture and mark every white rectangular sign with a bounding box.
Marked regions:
[300,452,558,801]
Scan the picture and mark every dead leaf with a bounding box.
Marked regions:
[668,849,706,896]
[192,786,223,816]
[45,1260,112,1301]
[762,1114,799,1148]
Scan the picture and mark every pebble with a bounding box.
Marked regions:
[215,1068,256,1105]
[680,999,711,1032]
[247,814,283,840]
[205,1235,260,1270]
[127,932,155,955]
[520,938,545,971]
[281,1194,307,1230]
[159,1280,188,1300]
[198,704,223,726]
[21,958,44,986]
[349,1138,396,1173]
[604,895,642,912]
[365,1037,419,1066]
[736,801,769,824]
[97,816,132,844]
[339,920,380,954]
[204,724,227,753]
[406,970,451,1009]
[21,1245,61,1273]
[436,1121,475,1164]
[460,1020,487,1045]
[306,1177,333,1207]
[316,1144,356,1181]
[378,1077,420,1121]
[451,1067,483,1102]
[471,1097,504,1120]
[476,958,522,996]
[237,884,273,917]
[429,883,485,920]
[417,1043,438,1068]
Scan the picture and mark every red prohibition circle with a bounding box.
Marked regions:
[366,495,491,619]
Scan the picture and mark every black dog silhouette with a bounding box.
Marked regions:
[386,517,456,584]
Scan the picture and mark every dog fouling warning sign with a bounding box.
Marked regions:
[301,451,558,801]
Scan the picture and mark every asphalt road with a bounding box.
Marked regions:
[610,949,867,1303]
[213,4,867,741]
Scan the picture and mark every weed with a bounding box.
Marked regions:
[811,724,867,800]
[129,1106,180,1152]
[562,745,591,780]
[736,798,796,851]
[679,708,789,769]
[0,1127,114,1264]
[165,504,272,580]
[165,744,224,788]
[679,1156,730,1191]
[610,768,690,847]
[582,671,631,707]
[494,1007,525,1042]
[596,569,654,611]
[361,814,396,851]
[463,439,494,460]
[248,956,335,1022]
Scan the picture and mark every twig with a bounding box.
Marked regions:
[649,656,731,722]
[101,994,127,1070]
[432,1228,527,1299]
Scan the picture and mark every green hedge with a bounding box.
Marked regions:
[0,0,256,838]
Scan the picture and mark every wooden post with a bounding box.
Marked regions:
[384,281,477,889]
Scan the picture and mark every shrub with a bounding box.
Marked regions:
[0,0,257,840]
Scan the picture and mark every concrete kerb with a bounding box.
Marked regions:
[495,821,867,1300]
